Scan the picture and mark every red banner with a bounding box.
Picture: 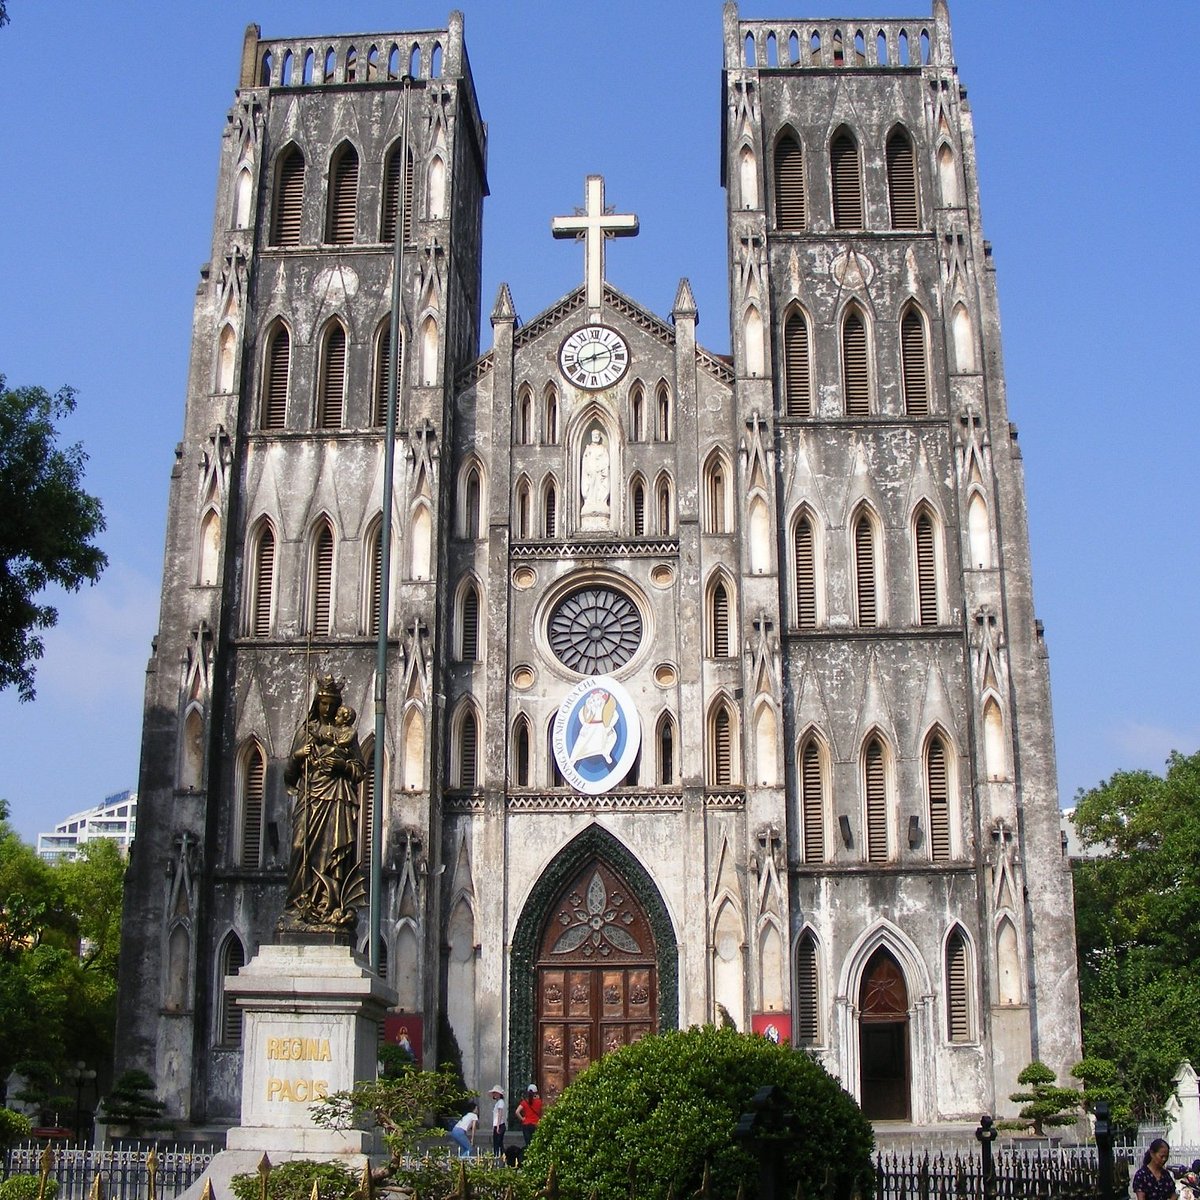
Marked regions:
[751,1012,791,1045]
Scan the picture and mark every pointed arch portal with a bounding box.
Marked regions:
[509,826,677,1103]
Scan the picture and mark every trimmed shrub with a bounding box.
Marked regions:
[523,1026,874,1200]
[0,1177,59,1200]
[230,1160,359,1200]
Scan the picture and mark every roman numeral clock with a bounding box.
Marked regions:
[558,324,629,390]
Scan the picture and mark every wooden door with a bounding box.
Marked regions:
[858,949,910,1120]
[535,860,656,1102]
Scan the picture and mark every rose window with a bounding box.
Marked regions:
[548,586,642,675]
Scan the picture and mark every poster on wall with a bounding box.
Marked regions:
[751,1012,792,1045]
[383,1012,424,1068]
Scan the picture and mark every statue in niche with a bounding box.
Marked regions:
[580,429,610,526]
[281,674,366,933]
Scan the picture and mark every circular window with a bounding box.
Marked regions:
[548,585,643,676]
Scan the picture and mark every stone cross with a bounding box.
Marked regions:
[552,175,638,311]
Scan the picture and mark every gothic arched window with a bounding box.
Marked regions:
[249,524,276,636]
[457,582,481,662]
[853,509,879,628]
[783,309,812,417]
[381,143,414,243]
[793,509,819,629]
[239,743,265,868]
[326,142,359,244]
[271,146,305,247]
[926,732,951,861]
[863,736,889,862]
[656,713,676,786]
[708,576,733,658]
[886,127,919,229]
[830,130,863,229]
[261,324,290,431]
[512,716,531,787]
[946,927,972,1041]
[914,507,939,627]
[707,700,737,787]
[795,931,820,1044]
[774,132,806,230]
[900,306,929,416]
[318,323,347,429]
[842,306,871,416]
[800,735,825,862]
[218,934,246,1046]
[308,520,335,635]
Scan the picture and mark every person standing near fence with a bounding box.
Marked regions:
[1133,1139,1174,1200]
[448,1101,478,1157]
[489,1086,506,1160]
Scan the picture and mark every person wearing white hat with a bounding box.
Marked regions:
[489,1085,506,1160]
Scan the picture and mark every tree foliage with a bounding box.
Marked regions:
[998,1060,1081,1135]
[523,1027,874,1200]
[0,807,123,1113]
[0,376,106,701]
[1072,751,1200,1120]
[98,1070,170,1137]
[230,1162,359,1200]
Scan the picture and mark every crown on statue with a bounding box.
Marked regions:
[315,673,345,700]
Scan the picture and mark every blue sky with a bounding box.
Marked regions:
[0,2,1196,842]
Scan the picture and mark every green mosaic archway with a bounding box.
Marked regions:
[508,823,679,1099]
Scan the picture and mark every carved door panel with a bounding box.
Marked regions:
[858,949,910,1121]
[536,860,656,1102]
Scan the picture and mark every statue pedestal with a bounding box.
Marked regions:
[224,942,397,1155]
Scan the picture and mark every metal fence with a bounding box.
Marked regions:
[4,1143,213,1200]
[874,1149,1122,1200]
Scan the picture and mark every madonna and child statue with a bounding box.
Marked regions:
[279,673,366,937]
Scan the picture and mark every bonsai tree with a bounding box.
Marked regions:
[97,1070,171,1138]
[523,1026,874,1200]
[1000,1060,1081,1135]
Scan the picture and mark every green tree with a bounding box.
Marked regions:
[999,1060,1081,1135]
[1072,751,1200,1120]
[0,376,106,702]
[523,1027,874,1200]
[98,1070,170,1138]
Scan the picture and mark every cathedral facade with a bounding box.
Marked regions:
[115,4,1081,1130]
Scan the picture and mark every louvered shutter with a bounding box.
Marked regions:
[311,525,334,635]
[403,149,414,242]
[887,131,919,230]
[368,530,383,637]
[865,739,888,862]
[319,327,346,429]
[461,587,479,661]
[901,309,929,415]
[927,738,950,861]
[382,148,401,242]
[854,516,877,627]
[712,582,730,656]
[460,712,478,788]
[916,512,938,626]
[240,749,264,867]
[263,329,290,430]
[784,311,811,417]
[831,133,863,229]
[373,326,391,427]
[272,149,304,247]
[801,740,824,862]
[713,707,733,786]
[794,516,816,629]
[328,147,359,244]
[221,938,246,1045]
[252,529,275,636]
[360,756,375,870]
[842,310,870,416]
[544,487,557,537]
[947,933,969,1041]
[632,482,646,536]
[774,134,806,230]
[796,935,819,1043]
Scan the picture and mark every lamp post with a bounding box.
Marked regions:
[65,1061,96,1143]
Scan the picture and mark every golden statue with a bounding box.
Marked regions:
[281,674,366,931]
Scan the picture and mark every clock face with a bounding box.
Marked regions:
[558,325,630,390]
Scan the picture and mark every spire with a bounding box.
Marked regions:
[672,278,698,323]
[490,282,516,326]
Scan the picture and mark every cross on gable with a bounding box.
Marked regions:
[551,175,638,311]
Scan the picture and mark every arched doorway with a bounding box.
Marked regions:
[858,948,910,1120]
[535,859,657,1101]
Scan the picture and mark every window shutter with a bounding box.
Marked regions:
[319,326,346,429]
[774,134,806,230]
[784,311,811,417]
[221,938,246,1045]
[901,309,929,415]
[865,738,887,862]
[368,530,383,637]
[240,749,264,868]
[404,149,414,242]
[801,740,824,862]
[887,131,919,230]
[927,738,950,861]
[264,328,290,430]
[854,515,877,628]
[830,133,863,229]
[916,511,938,626]
[796,935,819,1043]
[712,706,733,786]
[544,486,557,537]
[382,147,401,242]
[460,711,478,788]
[632,482,646,536]
[461,586,479,661]
[252,529,275,636]
[373,326,391,427]
[712,581,730,656]
[842,310,870,416]
[328,146,359,244]
[947,932,969,1041]
[311,525,334,635]
[360,756,375,870]
[272,149,305,247]
[794,516,816,629]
